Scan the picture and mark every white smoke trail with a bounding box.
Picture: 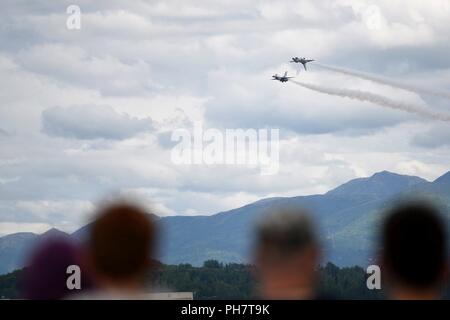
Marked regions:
[315,63,450,99]
[291,80,450,122]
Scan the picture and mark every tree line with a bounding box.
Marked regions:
[0,261,388,299]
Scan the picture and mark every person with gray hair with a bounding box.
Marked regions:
[253,209,321,299]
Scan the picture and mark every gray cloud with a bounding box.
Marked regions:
[15,44,157,96]
[412,124,450,149]
[157,131,178,149]
[41,105,153,140]
[203,68,413,135]
[2,0,450,234]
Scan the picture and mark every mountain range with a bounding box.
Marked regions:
[1,170,450,275]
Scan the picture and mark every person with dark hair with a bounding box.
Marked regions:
[21,235,92,299]
[381,202,448,300]
[86,201,158,298]
[253,209,321,299]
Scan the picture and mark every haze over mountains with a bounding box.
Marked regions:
[1,170,450,275]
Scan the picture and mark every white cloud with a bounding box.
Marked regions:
[16,44,156,95]
[1,0,450,236]
[0,222,52,236]
[42,105,153,140]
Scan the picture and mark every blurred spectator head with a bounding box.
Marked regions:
[381,201,448,299]
[22,236,91,299]
[253,209,320,299]
[88,201,157,292]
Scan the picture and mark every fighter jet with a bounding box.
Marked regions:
[290,57,314,70]
[271,71,294,83]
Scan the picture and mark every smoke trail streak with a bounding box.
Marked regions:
[315,63,450,99]
[291,80,450,122]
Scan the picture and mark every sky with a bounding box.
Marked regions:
[1,0,450,235]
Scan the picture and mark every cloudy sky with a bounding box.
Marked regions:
[1,0,450,235]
